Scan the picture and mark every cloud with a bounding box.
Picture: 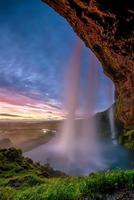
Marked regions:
[0,87,64,120]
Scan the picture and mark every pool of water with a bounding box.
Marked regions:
[24,134,134,176]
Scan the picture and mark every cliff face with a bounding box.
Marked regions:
[42,0,134,128]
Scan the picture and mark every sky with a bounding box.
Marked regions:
[0,0,115,120]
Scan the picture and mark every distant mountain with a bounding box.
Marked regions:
[0,113,21,117]
[0,113,32,119]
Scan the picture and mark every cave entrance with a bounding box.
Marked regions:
[3,0,134,176]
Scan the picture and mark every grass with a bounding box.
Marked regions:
[1,170,134,200]
[0,148,134,200]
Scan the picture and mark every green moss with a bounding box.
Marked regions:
[0,187,15,200]
[115,94,134,148]
[121,130,134,149]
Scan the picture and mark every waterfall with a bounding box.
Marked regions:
[57,41,82,156]
[44,41,105,175]
[79,52,100,159]
[108,106,117,144]
[106,79,117,144]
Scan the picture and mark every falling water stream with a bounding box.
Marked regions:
[109,106,117,144]
[106,79,117,144]
[47,41,106,174]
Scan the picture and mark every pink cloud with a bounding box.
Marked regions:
[0,87,64,120]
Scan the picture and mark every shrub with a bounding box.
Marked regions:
[0,187,14,200]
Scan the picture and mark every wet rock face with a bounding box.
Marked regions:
[42,0,134,128]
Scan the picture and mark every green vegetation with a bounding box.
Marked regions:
[115,96,134,149]
[121,130,134,150]
[0,148,134,200]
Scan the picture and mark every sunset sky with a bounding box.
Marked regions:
[0,0,114,120]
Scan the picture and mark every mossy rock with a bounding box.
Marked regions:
[120,130,134,150]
